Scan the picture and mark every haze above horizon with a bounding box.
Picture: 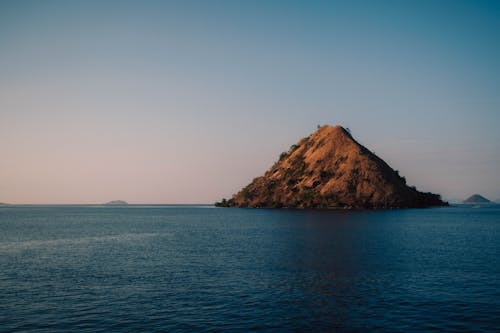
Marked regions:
[1,0,499,204]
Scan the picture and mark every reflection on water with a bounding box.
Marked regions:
[0,205,499,331]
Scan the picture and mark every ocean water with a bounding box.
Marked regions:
[0,205,499,332]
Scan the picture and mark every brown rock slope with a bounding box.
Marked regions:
[217,125,447,209]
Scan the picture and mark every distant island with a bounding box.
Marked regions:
[104,200,129,205]
[463,194,491,204]
[216,125,447,209]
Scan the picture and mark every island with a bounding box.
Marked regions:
[463,194,491,204]
[216,125,447,209]
[104,200,129,205]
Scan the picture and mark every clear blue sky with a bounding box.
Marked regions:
[1,0,499,203]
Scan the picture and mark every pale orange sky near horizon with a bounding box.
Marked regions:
[1,1,499,204]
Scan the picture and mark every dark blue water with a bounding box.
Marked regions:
[0,205,499,332]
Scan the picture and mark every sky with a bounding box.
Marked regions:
[1,0,499,204]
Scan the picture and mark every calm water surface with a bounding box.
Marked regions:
[0,205,499,332]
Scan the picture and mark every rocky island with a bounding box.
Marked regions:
[217,125,447,209]
[104,200,129,205]
[463,194,491,204]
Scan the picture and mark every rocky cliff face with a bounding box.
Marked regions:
[218,125,446,209]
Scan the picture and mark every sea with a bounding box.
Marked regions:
[0,204,499,332]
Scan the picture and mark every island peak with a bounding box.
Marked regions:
[217,124,447,209]
[463,194,491,204]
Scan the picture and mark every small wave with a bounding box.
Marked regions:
[0,233,159,252]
